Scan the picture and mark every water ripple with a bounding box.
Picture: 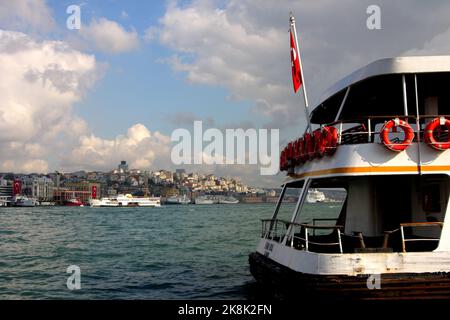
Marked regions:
[0,203,315,299]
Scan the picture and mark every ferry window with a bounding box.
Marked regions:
[417,73,450,116]
[274,186,302,222]
[298,188,347,236]
[340,75,404,119]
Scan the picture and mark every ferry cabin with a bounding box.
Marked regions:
[249,56,450,300]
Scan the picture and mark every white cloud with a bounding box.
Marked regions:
[149,1,306,129]
[0,30,100,173]
[0,159,49,173]
[0,0,54,33]
[80,18,139,53]
[151,0,450,132]
[63,123,172,171]
[403,27,450,56]
[0,29,172,175]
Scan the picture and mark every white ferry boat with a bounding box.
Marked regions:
[306,188,326,203]
[194,195,218,205]
[91,194,161,207]
[165,194,191,205]
[249,56,450,300]
[12,195,36,207]
[90,197,119,207]
[218,196,239,204]
[117,194,161,207]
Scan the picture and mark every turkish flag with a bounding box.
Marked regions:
[92,186,97,199]
[290,30,302,93]
[13,180,21,195]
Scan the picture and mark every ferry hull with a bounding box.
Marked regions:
[249,252,450,301]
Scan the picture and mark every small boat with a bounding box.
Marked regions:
[38,201,55,206]
[13,195,36,207]
[194,195,218,205]
[65,198,84,207]
[165,195,191,205]
[218,196,239,204]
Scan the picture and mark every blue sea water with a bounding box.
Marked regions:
[0,203,339,299]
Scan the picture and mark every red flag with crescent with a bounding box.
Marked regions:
[13,180,21,195]
[92,185,97,199]
[290,30,302,93]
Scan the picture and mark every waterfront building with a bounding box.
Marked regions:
[54,181,101,204]
[20,176,54,201]
[0,178,13,200]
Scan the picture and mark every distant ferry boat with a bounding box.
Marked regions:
[194,195,218,205]
[306,189,326,203]
[12,195,36,207]
[90,197,119,207]
[218,196,239,204]
[90,194,161,207]
[165,195,191,205]
[194,195,239,204]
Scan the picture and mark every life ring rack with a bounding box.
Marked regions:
[280,125,339,171]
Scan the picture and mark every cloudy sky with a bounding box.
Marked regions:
[1,0,450,186]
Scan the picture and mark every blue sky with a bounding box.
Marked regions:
[48,0,258,138]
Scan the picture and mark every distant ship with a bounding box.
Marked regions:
[90,194,161,207]
[38,201,55,206]
[12,195,36,207]
[165,194,191,205]
[194,195,218,205]
[218,196,239,204]
[89,197,119,207]
[306,189,326,203]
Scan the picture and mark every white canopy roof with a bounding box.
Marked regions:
[317,55,450,108]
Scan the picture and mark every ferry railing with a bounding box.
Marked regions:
[399,222,443,253]
[323,114,450,146]
[261,219,344,253]
[287,223,344,253]
[312,218,339,236]
[261,219,290,243]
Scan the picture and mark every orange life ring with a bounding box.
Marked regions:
[323,126,338,155]
[304,132,315,160]
[380,118,414,152]
[424,117,450,150]
[294,138,303,164]
[313,129,326,158]
[299,137,307,163]
[286,142,293,167]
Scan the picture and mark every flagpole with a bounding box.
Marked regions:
[290,14,313,134]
